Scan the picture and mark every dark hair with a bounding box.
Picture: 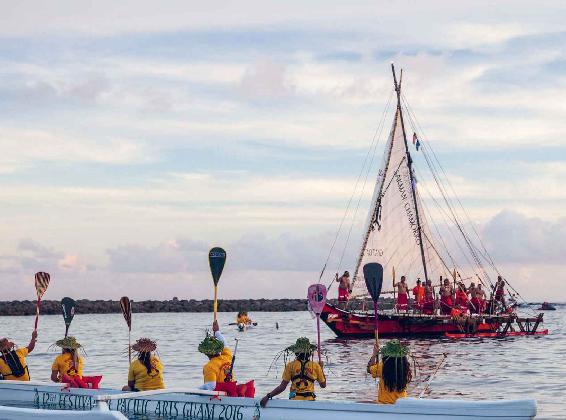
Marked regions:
[381,356,412,392]
[295,352,311,362]
[138,351,153,374]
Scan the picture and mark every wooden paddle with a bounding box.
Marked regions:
[33,272,51,331]
[307,283,327,364]
[61,297,76,338]
[208,247,226,322]
[364,263,383,343]
[120,296,132,364]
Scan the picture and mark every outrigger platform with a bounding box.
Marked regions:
[0,381,537,419]
[321,303,548,338]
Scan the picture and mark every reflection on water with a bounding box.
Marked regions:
[1,307,564,419]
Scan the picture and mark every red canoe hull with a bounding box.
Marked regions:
[320,303,502,338]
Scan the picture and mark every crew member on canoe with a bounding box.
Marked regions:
[475,284,487,313]
[50,336,101,389]
[123,338,164,391]
[367,339,412,404]
[494,276,506,310]
[0,330,37,381]
[422,279,435,315]
[336,271,351,308]
[412,279,425,313]
[198,320,234,390]
[454,282,469,314]
[439,277,454,315]
[260,337,326,407]
[393,276,409,312]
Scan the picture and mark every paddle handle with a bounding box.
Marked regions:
[316,315,322,364]
[34,297,41,331]
[65,324,69,338]
[373,301,379,343]
[213,286,218,322]
[128,330,132,365]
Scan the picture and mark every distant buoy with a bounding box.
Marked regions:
[276,322,279,330]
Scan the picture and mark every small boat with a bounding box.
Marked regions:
[537,302,556,311]
[0,380,537,419]
[446,330,549,339]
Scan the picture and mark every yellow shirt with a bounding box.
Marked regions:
[369,362,408,404]
[203,348,233,383]
[237,315,250,324]
[282,360,325,401]
[128,357,164,391]
[52,353,84,378]
[0,348,30,381]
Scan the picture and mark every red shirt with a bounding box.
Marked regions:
[412,286,425,302]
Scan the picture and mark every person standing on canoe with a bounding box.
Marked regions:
[475,284,487,313]
[494,276,506,310]
[454,282,469,314]
[367,339,412,404]
[393,276,409,312]
[440,277,454,315]
[412,279,425,313]
[423,279,435,315]
[336,271,351,308]
[260,337,326,406]
[123,338,164,391]
[0,330,37,381]
[198,320,234,390]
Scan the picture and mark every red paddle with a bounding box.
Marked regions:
[34,272,51,331]
[307,283,327,363]
[120,296,132,364]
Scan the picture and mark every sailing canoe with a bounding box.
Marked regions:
[0,380,537,419]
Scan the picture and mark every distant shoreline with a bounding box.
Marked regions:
[0,297,396,316]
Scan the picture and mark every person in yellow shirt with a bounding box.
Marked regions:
[198,320,234,390]
[0,330,37,381]
[51,336,85,383]
[123,338,164,391]
[367,339,412,404]
[260,337,326,407]
[236,311,252,325]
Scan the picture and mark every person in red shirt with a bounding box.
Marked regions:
[454,282,469,314]
[412,279,425,313]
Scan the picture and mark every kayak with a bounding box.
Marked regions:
[0,403,126,419]
[445,330,548,339]
[237,322,257,331]
[0,380,537,419]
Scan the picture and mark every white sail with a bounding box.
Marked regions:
[351,108,448,295]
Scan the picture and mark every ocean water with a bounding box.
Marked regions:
[0,307,564,419]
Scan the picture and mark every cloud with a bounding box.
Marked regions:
[483,210,565,264]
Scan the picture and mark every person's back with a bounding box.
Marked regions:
[283,358,325,401]
[129,355,164,391]
[367,340,411,404]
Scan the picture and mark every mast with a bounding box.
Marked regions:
[391,63,430,282]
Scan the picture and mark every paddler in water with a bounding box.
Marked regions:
[336,271,351,309]
[123,338,164,391]
[260,337,326,407]
[367,339,412,404]
[0,330,37,381]
[198,320,234,390]
[236,311,252,326]
[393,276,409,312]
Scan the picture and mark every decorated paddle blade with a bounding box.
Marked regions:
[208,247,226,286]
[61,297,76,327]
[307,284,327,315]
[34,272,51,299]
[120,296,132,330]
[364,263,384,302]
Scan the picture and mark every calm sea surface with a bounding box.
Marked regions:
[1,307,564,419]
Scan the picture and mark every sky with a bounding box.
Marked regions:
[0,1,565,301]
